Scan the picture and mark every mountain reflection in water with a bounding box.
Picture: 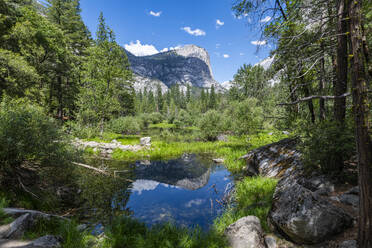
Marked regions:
[112,154,233,229]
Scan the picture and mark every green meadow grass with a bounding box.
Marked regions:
[214,176,278,233]
[111,131,287,173]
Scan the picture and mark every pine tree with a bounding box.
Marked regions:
[156,84,163,113]
[79,12,133,133]
[209,85,216,109]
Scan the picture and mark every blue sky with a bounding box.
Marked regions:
[79,0,272,83]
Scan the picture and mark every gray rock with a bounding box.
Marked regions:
[126,45,224,93]
[265,235,277,248]
[0,214,31,239]
[345,186,359,195]
[241,138,303,178]
[269,176,353,245]
[339,194,359,208]
[224,216,266,248]
[26,235,61,248]
[217,134,228,142]
[140,137,151,146]
[338,240,357,248]
[212,158,224,163]
[0,235,61,248]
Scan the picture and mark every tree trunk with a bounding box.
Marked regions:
[57,76,63,122]
[319,43,326,121]
[349,0,372,247]
[303,84,316,123]
[334,0,348,124]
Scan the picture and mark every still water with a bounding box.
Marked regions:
[83,154,233,229]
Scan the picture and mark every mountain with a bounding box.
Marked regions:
[125,45,223,92]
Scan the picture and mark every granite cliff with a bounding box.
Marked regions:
[125,45,223,92]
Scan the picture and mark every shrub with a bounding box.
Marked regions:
[148,112,163,124]
[229,98,264,135]
[198,110,222,141]
[138,113,152,129]
[109,117,141,135]
[64,121,99,139]
[300,119,355,174]
[0,98,76,191]
[176,109,193,127]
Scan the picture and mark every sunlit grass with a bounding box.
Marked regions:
[83,133,140,145]
[111,131,287,173]
[149,122,176,129]
[214,176,278,233]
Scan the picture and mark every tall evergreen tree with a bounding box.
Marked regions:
[79,12,133,133]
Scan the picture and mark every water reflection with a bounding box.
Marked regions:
[116,154,233,229]
[80,154,233,229]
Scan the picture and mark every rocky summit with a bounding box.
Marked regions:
[125,45,223,92]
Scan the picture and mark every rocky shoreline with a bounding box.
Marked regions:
[72,137,152,157]
[225,138,358,248]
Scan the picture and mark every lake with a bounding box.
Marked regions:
[81,154,234,230]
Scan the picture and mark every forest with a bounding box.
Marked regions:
[0,0,371,247]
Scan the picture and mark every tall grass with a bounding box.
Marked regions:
[214,176,277,232]
[23,218,92,248]
[0,196,13,225]
[102,216,228,248]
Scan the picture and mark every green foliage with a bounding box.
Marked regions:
[24,218,89,248]
[78,13,133,131]
[109,117,141,135]
[300,120,355,173]
[198,110,222,141]
[214,177,277,232]
[103,216,228,248]
[0,98,75,181]
[232,64,269,100]
[148,112,163,124]
[229,98,264,135]
[0,196,13,225]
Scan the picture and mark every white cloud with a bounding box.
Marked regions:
[260,16,271,23]
[223,54,230,58]
[234,12,248,20]
[216,43,221,49]
[239,52,245,56]
[124,40,159,56]
[160,45,182,53]
[181,27,206,36]
[149,10,161,17]
[251,40,267,46]
[185,199,205,208]
[216,19,224,29]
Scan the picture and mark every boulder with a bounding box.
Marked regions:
[140,137,151,146]
[345,186,359,195]
[338,240,357,248]
[240,138,303,179]
[26,235,61,248]
[264,235,277,248]
[0,235,61,248]
[212,158,224,163]
[268,176,353,245]
[0,214,31,239]
[339,194,359,208]
[217,134,228,142]
[224,216,266,248]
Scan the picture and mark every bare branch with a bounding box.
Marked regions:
[278,92,351,106]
